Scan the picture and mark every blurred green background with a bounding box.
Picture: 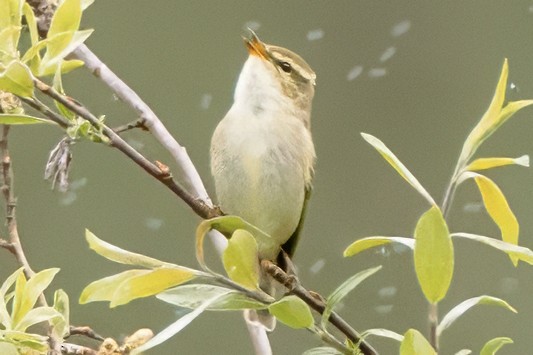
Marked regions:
[2,1,533,354]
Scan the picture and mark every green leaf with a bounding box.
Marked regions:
[466,155,529,171]
[3,330,49,351]
[414,206,453,304]
[85,229,181,269]
[40,29,92,76]
[268,295,313,329]
[0,26,20,57]
[110,267,196,307]
[302,347,343,355]
[480,337,513,355]
[0,0,23,54]
[51,289,69,338]
[0,114,54,125]
[472,173,519,265]
[222,229,260,290]
[157,284,267,311]
[0,342,18,355]
[0,267,23,329]
[437,296,516,336]
[130,293,227,355]
[79,269,146,304]
[0,61,34,97]
[12,268,59,328]
[459,59,533,165]
[321,266,381,329]
[360,328,404,342]
[400,329,436,355]
[22,3,38,45]
[14,306,61,332]
[344,236,414,257]
[361,132,436,206]
[451,233,533,265]
[47,0,81,38]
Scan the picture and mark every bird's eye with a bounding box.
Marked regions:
[279,61,292,73]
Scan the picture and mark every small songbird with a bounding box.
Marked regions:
[210,31,316,265]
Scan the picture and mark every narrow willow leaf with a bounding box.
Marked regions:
[0,26,20,55]
[480,337,513,355]
[157,284,266,311]
[0,114,54,125]
[459,59,508,164]
[361,328,404,342]
[222,229,260,290]
[0,61,34,97]
[361,133,436,205]
[466,155,529,171]
[414,206,453,304]
[438,296,516,336]
[344,236,414,257]
[3,330,49,352]
[130,294,226,355]
[0,267,24,329]
[400,329,436,355]
[268,295,313,329]
[451,233,533,265]
[0,0,22,53]
[111,267,196,307]
[22,3,38,45]
[302,347,343,355]
[40,29,93,75]
[47,0,81,38]
[14,306,62,332]
[12,268,59,328]
[85,229,180,269]
[321,266,382,329]
[196,216,275,272]
[51,289,69,338]
[472,174,519,265]
[455,350,472,355]
[79,269,146,304]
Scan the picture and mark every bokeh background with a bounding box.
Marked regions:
[2,1,533,354]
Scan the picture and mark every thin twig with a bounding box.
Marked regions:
[31,79,219,220]
[262,260,378,355]
[113,119,147,134]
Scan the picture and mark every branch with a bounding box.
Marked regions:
[30,79,219,220]
[70,44,212,206]
[262,260,378,355]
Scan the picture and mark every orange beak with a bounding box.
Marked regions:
[243,30,268,60]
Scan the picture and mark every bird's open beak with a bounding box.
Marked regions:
[243,30,268,60]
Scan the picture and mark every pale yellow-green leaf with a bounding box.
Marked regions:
[0,26,20,56]
[13,306,61,332]
[3,329,51,352]
[130,294,226,355]
[85,229,179,269]
[0,0,22,54]
[111,267,196,307]
[0,114,54,125]
[302,347,343,355]
[361,132,436,205]
[459,59,508,164]
[0,267,24,329]
[438,296,516,336]
[0,342,18,355]
[11,268,59,328]
[322,266,381,329]
[196,216,275,272]
[400,329,436,355]
[414,206,453,304]
[361,328,404,342]
[22,3,38,45]
[48,0,81,37]
[222,229,260,290]
[344,236,414,257]
[40,29,92,75]
[480,337,513,355]
[473,174,519,265]
[0,61,34,97]
[157,284,267,311]
[79,269,146,304]
[51,289,69,338]
[268,295,313,329]
[451,232,533,265]
[466,155,529,171]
